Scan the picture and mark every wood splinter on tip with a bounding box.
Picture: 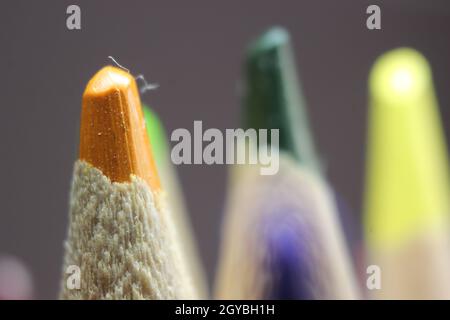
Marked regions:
[79,66,160,191]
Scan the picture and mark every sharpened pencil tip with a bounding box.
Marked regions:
[365,48,450,248]
[84,66,132,96]
[249,27,290,54]
[370,48,431,105]
[79,66,161,191]
[243,26,321,173]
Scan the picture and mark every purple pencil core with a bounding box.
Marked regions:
[260,211,314,299]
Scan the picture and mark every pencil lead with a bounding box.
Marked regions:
[80,66,160,190]
[243,26,321,173]
[263,213,313,300]
[143,105,169,168]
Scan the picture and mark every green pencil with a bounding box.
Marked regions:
[215,27,359,299]
[243,26,321,173]
[143,105,208,298]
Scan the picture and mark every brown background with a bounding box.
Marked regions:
[0,0,449,299]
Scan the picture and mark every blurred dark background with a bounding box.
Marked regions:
[0,0,449,299]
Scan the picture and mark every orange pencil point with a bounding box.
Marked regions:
[79,66,160,191]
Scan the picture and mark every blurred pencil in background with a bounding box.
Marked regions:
[215,27,359,299]
[240,26,361,264]
[143,105,208,298]
[60,66,199,299]
[364,48,450,299]
[0,255,33,300]
[242,27,321,173]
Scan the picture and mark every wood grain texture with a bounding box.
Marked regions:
[60,161,191,299]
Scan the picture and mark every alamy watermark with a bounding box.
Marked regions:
[366,265,381,290]
[170,121,280,175]
[67,5,381,31]
[366,5,381,30]
[66,5,81,30]
[66,265,81,290]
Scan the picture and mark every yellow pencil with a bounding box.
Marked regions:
[364,48,450,299]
